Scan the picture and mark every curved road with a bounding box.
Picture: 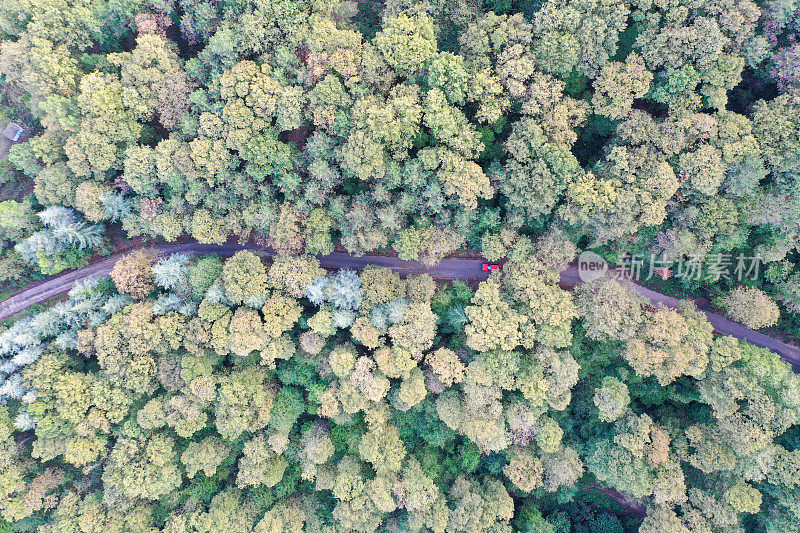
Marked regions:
[2,243,799,368]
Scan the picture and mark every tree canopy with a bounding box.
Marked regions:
[0,252,798,531]
[2,0,800,529]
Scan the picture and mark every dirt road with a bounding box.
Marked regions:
[2,243,798,367]
[0,244,491,318]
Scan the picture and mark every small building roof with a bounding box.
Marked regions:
[3,122,24,142]
[0,123,27,159]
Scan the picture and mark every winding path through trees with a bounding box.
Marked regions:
[2,243,799,367]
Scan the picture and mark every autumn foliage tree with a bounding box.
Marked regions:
[111,249,158,300]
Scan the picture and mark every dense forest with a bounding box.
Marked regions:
[0,0,800,333]
[2,248,800,532]
[2,0,800,530]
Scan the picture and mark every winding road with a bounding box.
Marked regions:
[2,243,799,367]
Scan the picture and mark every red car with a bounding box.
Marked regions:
[482,263,501,272]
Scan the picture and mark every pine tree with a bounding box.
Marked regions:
[99,191,133,222]
[153,253,191,290]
